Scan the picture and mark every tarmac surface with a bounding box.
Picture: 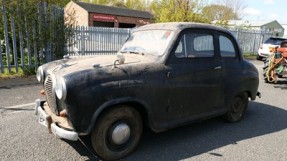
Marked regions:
[0,60,287,161]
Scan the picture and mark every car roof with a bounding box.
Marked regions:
[133,22,231,34]
[264,37,287,45]
[267,37,287,40]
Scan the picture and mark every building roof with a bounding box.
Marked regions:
[224,20,280,27]
[75,2,153,19]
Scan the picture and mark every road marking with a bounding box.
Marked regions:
[2,102,35,109]
[6,111,24,115]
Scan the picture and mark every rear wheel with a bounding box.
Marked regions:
[91,106,142,161]
[257,54,263,60]
[223,92,248,122]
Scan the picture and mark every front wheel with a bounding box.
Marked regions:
[91,106,142,161]
[223,92,248,122]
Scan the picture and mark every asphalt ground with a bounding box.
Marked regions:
[0,60,286,161]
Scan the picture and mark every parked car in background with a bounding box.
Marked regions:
[35,22,260,161]
[257,37,287,60]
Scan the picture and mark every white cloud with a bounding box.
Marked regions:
[269,13,278,19]
[278,13,287,24]
[243,8,261,15]
[264,0,275,4]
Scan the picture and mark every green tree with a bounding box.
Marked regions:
[214,0,247,19]
[150,0,208,23]
[80,0,110,4]
[202,4,238,22]
[124,0,147,10]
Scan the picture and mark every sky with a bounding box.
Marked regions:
[210,0,287,24]
[242,0,287,24]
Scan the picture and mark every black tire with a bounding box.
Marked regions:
[223,92,248,122]
[91,106,142,161]
[257,55,263,60]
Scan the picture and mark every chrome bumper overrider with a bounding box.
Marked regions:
[34,99,78,141]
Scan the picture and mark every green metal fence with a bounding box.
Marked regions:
[0,0,64,74]
[66,26,130,56]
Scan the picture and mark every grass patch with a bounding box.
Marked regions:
[0,67,36,79]
[243,53,257,60]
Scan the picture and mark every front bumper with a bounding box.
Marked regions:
[34,99,78,141]
[258,52,271,58]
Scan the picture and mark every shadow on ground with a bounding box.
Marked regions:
[0,77,39,89]
[273,79,287,90]
[65,101,287,161]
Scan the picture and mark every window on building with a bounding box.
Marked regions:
[119,23,136,28]
[93,21,114,27]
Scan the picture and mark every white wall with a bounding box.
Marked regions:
[282,24,287,38]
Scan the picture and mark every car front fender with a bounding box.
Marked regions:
[84,97,150,135]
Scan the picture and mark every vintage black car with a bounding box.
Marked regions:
[35,22,260,161]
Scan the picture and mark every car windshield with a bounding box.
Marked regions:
[265,38,287,45]
[119,30,175,56]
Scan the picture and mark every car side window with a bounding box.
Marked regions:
[175,32,214,58]
[219,35,236,58]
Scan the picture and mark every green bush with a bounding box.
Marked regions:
[243,53,257,60]
[0,66,36,79]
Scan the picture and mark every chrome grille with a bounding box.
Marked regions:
[44,74,58,114]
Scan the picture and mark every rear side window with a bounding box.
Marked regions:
[219,35,236,58]
[175,32,214,58]
[265,38,287,45]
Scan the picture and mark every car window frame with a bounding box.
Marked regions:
[172,29,217,60]
[216,32,241,60]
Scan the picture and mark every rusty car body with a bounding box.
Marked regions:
[35,22,260,161]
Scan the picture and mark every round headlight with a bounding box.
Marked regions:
[36,66,44,83]
[55,78,67,100]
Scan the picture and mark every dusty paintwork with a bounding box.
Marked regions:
[35,22,260,161]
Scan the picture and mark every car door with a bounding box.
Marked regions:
[218,32,245,103]
[166,29,224,122]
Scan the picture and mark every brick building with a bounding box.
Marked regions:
[65,1,153,28]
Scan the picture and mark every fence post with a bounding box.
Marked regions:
[33,20,38,68]
[24,1,32,67]
[81,26,85,55]
[11,16,19,72]
[49,6,54,60]
[17,0,25,68]
[0,33,3,73]
[37,3,44,64]
[42,2,50,63]
[252,31,257,55]
[2,0,11,73]
[236,28,240,39]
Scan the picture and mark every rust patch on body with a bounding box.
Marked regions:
[43,102,74,130]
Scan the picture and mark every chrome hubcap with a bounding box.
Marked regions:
[111,123,131,145]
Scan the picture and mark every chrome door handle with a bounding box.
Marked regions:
[166,72,171,78]
[214,66,222,70]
